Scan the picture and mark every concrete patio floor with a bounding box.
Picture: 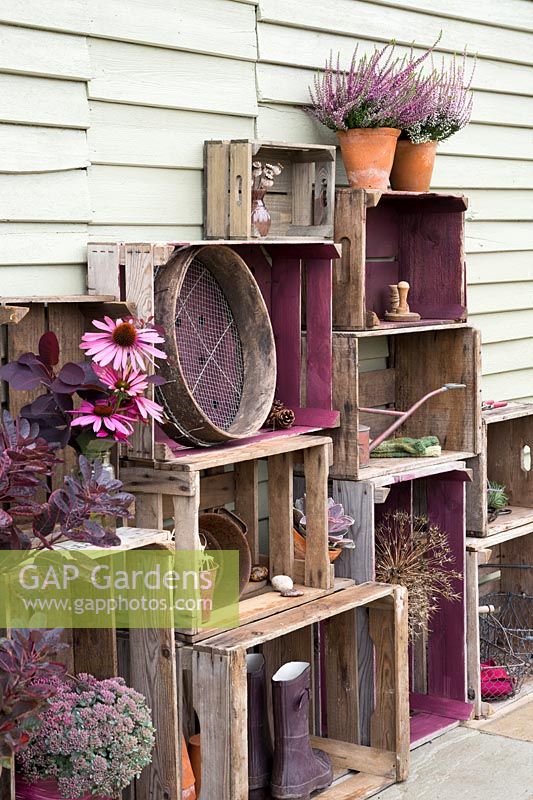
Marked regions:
[375,717,533,800]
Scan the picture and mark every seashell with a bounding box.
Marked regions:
[250,565,269,582]
[271,574,293,593]
[281,589,304,598]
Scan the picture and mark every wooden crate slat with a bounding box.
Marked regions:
[271,252,302,408]
[268,450,295,579]
[303,444,331,590]
[197,584,395,653]
[154,433,333,471]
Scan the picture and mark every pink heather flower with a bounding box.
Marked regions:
[131,395,165,423]
[69,399,136,439]
[80,316,166,371]
[93,364,150,397]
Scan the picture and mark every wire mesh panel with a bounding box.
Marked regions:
[479,592,533,701]
[175,257,244,431]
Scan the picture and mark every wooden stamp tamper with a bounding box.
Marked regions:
[385,280,420,321]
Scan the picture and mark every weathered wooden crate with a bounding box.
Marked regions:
[466,527,533,719]
[331,461,473,748]
[183,582,409,800]
[88,240,341,460]
[205,140,336,239]
[121,433,351,641]
[328,325,482,480]
[0,526,182,800]
[333,189,467,330]
[467,403,533,537]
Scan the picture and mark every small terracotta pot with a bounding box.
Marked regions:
[188,734,202,795]
[337,128,400,189]
[15,776,111,800]
[293,528,342,563]
[181,734,196,799]
[390,139,438,192]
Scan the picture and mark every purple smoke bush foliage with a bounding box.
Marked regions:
[0,629,68,767]
[308,38,474,142]
[0,410,133,550]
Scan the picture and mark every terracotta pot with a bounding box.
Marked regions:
[293,529,342,563]
[188,734,202,796]
[390,139,437,192]
[337,128,400,189]
[16,776,111,800]
[181,735,197,799]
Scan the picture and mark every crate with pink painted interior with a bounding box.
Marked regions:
[87,240,341,461]
[334,189,467,331]
[331,461,474,749]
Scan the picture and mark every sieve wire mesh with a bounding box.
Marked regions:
[174,257,245,430]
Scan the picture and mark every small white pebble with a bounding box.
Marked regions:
[271,574,293,593]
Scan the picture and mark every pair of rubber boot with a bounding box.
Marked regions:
[247,654,333,800]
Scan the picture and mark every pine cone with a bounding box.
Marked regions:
[265,400,295,430]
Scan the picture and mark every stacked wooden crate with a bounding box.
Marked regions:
[329,188,482,748]
[466,403,533,719]
[88,171,411,798]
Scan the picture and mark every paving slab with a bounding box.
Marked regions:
[375,727,533,800]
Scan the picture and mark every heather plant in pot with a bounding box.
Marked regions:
[390,51,475,192]
[15,673,155,800]
[307,41,436,189]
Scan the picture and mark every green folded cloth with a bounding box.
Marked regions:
[371,436,441,458]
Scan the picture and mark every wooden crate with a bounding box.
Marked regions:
[334,189,467,330]
[467,403,533,537]
[0,526,183,800]
[331,462,474,748]
[466,527,533,719]
[328,325,482,480]
[204,140,336,240]
[121,433,350,640]
[88,240,341,461]
[183,582,409,800]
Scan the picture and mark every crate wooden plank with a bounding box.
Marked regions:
[155,433,333,471]
[229,140,252,239]
[268,451,294,579]
[309,737,396,779]
[197,583,394,653]
[484,403,533,424]
[305,257,333,410]
[333,189,366,329]
[183,579,353,644]
[234,460,259,563]
[271,253,301,408]
[0,305,29,325]
[467,516,533,550]
[192,648,248,800]
[304,444,330,589]
[323,609,360,743]
[130,494,181,800]
[332,480,375,745]
[204,140,229,239]
[312,772,395,800]
[7,304,45,418]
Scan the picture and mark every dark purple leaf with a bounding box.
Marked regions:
[147,375,166,386]
[38,332,60,367]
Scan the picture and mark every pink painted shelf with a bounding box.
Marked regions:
[334,189,468,331]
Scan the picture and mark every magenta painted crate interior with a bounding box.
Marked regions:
[374,470,472,746]
[233,242,340,431]
[366,193,467,324]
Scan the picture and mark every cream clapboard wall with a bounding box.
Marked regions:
[0,0,533,401]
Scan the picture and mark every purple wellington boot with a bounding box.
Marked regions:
[271,662,333,800]
[247,654,274,799]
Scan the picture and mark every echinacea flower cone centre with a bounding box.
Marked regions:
[93,404,114,417]
[112,322,137,347]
